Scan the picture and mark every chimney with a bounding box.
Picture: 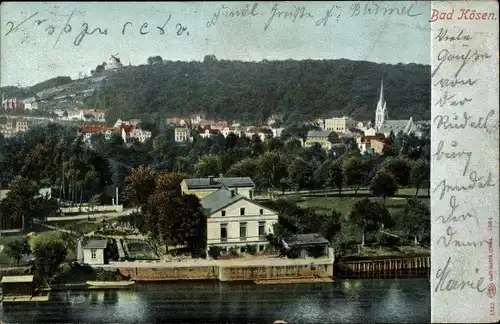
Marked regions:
[219,173,223,179]
[230,189,235,198]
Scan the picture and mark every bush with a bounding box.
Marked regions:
[208,246,222,259]
[245,244,258,254]
[375,231,404,247]
[95,228,136,236]
[284,247,301,259]
[229,247,238,256]
[95,269,127,281]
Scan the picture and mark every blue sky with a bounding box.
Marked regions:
[0,1,430,87]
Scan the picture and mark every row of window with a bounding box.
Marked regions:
[221,208,264,217]
[220,221,266,242]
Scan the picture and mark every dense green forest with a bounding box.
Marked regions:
[95,58,431,124]
[2,58,430,125]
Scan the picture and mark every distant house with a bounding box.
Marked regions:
[85,109,106,122]
[83,239,108,265]
[304,130,335,150]
[77,125,125,143]
[180,176,256,200]
[323,117,356,133]
[190,113,205,125]
[128,127,152,143]
[167,117,189,127]
[370,138,386,154]
[0,118,29,139]
[198,128,220,139]
[1,97,24,110]
[174,126,191,142]
[201,189,279,254]
[245,126,273,141]
[23,97,40,110]
[356,133,385,155]
[212,120,229,130]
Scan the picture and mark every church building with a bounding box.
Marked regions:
[374,79,416,137]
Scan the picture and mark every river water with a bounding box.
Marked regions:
[1,278,429,323]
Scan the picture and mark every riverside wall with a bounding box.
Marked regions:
[102,260,335,282]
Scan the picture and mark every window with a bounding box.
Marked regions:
[240,208,245,216]
[91,249,97,259]
[258,221,266,239]
[221,210,226,217]
[249,191,253,200]
[259,208,264,215]
[239,222,247,241]
[220,224,228,243]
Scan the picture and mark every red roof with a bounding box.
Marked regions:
[78,125,115,133]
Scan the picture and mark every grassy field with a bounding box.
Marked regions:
[51,219,103,234]
[297,188,430,217]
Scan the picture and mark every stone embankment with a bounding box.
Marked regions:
[95,257,335,283]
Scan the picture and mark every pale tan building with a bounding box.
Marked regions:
[324,117,356,133]
[370,138,386,154]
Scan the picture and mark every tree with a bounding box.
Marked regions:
[401,198,430,246]
[5,237,31,266]
[194,155,221,177]
[250,134,264,156]
[382,131,399,157]
[226,158,258,179]
[257,152,287,191]
[370,170,398,205]
[349,198,390,247]
[124,166,156,208]
[86,194,101,219]
[264,137,284,152]
[142,193,206,256]
[287,157,314,193]
[30,232,68,280]
[328,159,344,195]
[314,160,332,193]
[342,156,364,195]
[0,176,40,230]
[410,159,430,196]
[155,172,187,196]
[381,157,413,187]
[147,56,163,65]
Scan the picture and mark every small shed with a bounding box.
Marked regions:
[283,233,330,258]
[83,239,108,265]
[1,275,35,297]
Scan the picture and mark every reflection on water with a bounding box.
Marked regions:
[0,278,430,323]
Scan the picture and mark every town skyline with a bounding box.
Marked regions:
[1,1,430,87]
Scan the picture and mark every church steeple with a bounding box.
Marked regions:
[375,77,387,131]
[379,78,384,106]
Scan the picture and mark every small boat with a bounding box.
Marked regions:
[273,321,288,324]
[85,281,135,289]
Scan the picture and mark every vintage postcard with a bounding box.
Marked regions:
[0,1,498,323]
